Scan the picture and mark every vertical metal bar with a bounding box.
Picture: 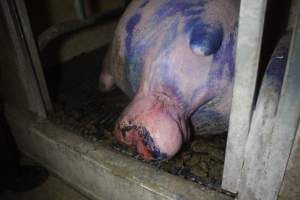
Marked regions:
[278,6,300,200]
[279,122,300,200]
[222,0,268,192]
[258,11,300,200]
[238,32,292,200]
[14,0,53,113]
[0,0,48,117]
[287,0,300,30]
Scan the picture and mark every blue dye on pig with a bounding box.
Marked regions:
[99,0,239,160]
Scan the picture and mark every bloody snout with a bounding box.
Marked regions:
[113,93,188,161]
[114,125,168,160]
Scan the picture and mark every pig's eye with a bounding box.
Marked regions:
[189,23,223,56]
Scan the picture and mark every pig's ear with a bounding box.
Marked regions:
[189,23,223,56]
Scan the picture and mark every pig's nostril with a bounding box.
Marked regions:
[121,130,127,138]
[121,125,132,132]
[120,125,136,137]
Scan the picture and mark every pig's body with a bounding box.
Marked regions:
[99,0,239,160]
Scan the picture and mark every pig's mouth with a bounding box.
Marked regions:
[115,125,169,161]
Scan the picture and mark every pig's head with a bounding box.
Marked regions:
[112,0,237,160]
[113,33,235,160]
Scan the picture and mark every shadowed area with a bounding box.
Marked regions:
[0,158,90,200]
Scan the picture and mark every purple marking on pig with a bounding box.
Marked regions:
[161,18,180,53]
[208,31,236,91]
[213,31,237,80]
[125,12,144,92]
[125,14,141,54]
[189,30,236,107]
[155,1,222,57]
[155,0,207,19]
[154,62,189,109]
[100,0,240,160]
[190,22,224,56]
[124,0,232,100]
[120,125,168,160]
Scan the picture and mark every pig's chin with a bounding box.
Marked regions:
[113,94,188,161]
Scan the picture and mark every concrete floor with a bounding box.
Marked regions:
[0,157,90,200]
[0,174,90,200]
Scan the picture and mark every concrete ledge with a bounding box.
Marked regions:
[5,105,232,200]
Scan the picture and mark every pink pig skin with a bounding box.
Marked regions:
[99,0,239,160]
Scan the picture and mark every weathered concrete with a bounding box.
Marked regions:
[279,124,300,200]
[278,11,300,200]
[238,33,291,200]
[14,0,53,113]
[5,105,232,200]
[258,12,300,200]
[238,9,300,199]
[0,0,47,117]
[0,174,91,200]
[288,0,300,30]
[222,0,267,193]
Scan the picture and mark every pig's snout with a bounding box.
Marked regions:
[115,125,168,160]
[114,96,187,161]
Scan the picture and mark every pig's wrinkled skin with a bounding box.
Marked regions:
[99,0,239,160]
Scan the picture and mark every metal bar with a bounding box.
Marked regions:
[257,10,300,200]
[238,32,291,200]
[287,0,300,30]
[222,0,268,192]
[14,0,53,113]
[38,6,124,51]
[278,121,300,199]
[0,0,47,117]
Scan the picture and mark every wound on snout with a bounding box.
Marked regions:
[189,23,223,56]
[119,125,168,161]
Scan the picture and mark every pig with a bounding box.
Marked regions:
[99,0,239,160]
